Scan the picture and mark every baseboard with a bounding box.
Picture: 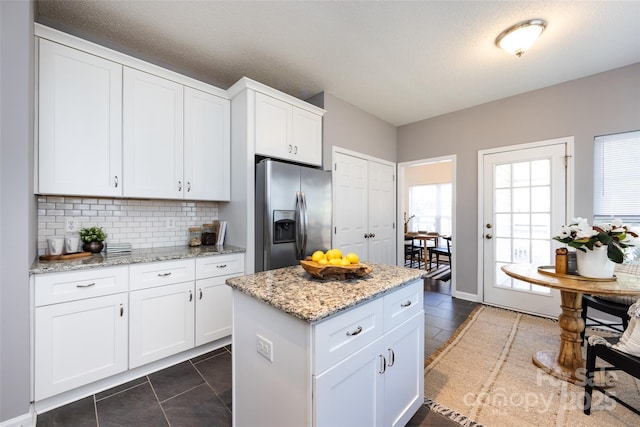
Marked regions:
[452,290,479,302]
[0,408,35,427]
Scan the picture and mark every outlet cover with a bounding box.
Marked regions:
[256,334,273,362]
[65,218,78,233]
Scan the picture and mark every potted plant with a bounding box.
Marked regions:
[553,217,637,278]
[79,226,107,253]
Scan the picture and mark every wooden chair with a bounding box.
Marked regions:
[404,238,423,269]
[427,235,451,271]
[584,336,640,416]
[580,295,632,344]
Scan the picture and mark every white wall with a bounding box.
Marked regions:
[1,0,34,423]
[307,92,397,168]
[397,63,640,296]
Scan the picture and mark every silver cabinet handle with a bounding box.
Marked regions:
[216,264,227,269]
[189,290,193,302]
[76,282,95,288]
[346,326,362,336]
[293,145,298,154]
[178,181,182,191]
[157,272,172,277]
[379,355,386,374]
[187,181,191,192]
[199,288,203,300]
[400,300,412,308]
[120,303,124,317]
[288,144,293,153]
[114,176,119,188]
[387,348,395,367]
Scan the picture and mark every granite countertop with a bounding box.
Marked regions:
[225,263,425,323]
[30,245,246,275]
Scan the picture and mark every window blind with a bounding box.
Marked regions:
[593,130,640,222]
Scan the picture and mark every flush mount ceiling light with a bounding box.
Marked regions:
[495,19,547,57]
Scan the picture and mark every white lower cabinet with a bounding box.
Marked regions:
[33,253,244,404]
[314,311,424,427]
[34,267,129,401]
[129,281,195,368]
[233,279,424,427]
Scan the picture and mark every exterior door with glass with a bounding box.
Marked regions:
[481,140,570,317]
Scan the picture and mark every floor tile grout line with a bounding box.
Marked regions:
[93,394,99,427]
[191,359,233,414]
[94,379,150,402]
[147,375,173,427]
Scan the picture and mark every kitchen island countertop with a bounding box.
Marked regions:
[30,245,245,275]
[225,263,425,323]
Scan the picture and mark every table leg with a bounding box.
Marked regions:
[532,290,585,383]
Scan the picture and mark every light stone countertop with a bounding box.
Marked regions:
[225,263,425,323]
[30,245,246,275]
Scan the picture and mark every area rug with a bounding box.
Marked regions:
[424,264,451,281]
[424,305,640,426]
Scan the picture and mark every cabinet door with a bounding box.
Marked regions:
[314,338,385,427]
[254,92,291,159]
[38,39,122,197]
[123,67,184,199]
[291,107,322,166]
[195,274,239,346]
[129,282,195,368]
[384,313,424,427]
[34,293,128,400]
[184,87,230,201]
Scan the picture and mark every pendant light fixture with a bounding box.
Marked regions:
[495,19,547,57]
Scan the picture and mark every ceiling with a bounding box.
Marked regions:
[36,1,640,126]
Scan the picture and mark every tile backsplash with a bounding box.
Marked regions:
[37,196,219,255]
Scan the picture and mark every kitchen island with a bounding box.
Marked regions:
[226,263,425,427]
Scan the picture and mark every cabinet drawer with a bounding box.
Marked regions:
[129,259,195,291]
[313,297,384,375]
[196,253,244,279]
[35,266,128,306]
[383,280,423,331]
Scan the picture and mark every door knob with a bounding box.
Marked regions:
[485,234,493,239]
[486,223,492,229]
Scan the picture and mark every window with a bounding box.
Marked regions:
[408,183,452,234]
[594,130,640,223]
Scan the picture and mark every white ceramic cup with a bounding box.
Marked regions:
[64,236,79,254]
[47,237,64,255]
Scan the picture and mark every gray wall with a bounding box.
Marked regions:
[308,92,397,167]
[397,63,640,296]
[1,0,35,423]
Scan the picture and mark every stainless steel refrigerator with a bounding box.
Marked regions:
[255,159,332,272]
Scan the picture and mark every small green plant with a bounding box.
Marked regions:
[79,226,107,243]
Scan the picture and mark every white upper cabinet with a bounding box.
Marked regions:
[35,25,231,201]
[255,92,322,166]
[38,39,123,197]
[123,67,184,199]
[184,87,231,201]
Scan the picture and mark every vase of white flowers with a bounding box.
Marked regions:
[553,218,638,278]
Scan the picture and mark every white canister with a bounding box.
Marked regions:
[47,237,64,255]
[64,236,80,253]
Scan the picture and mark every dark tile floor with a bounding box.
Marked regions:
[37,277,478,427]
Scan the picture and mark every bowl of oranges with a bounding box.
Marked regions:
[300,249,373,280]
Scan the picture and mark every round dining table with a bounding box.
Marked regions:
[501,263,640,383]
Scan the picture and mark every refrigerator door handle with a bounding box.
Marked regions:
[301,192,308,257]
[295,192,304,259]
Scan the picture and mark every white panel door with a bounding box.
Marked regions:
[34,293,128,400]
[384,313,424,427]
[333,152,368,259]
[291,107,322,166]
[195,275,237,346]
[314,338,385,427]
[129,282,195,368]
[184,87,231,201]
[123,67,184,199]
[254,92,291,159]
[367,161,396,265]
[482,142,567,317]
[38,39,122,197]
